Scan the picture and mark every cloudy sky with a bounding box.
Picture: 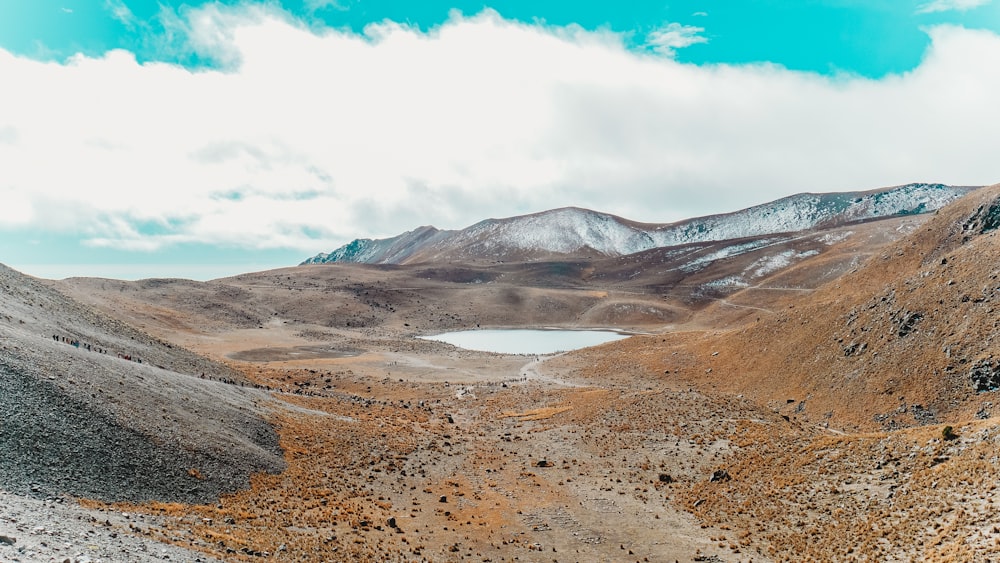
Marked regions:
[1,0,998,280]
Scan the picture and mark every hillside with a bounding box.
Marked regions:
[663,182,1000,432]
[304,183,978,265]
[60,213,921,346]
[0,264,285,504]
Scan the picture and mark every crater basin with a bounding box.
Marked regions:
[420,329,629,355]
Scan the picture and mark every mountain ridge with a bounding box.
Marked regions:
[303,182,980,266]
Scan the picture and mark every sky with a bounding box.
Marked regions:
[0,0,998,280]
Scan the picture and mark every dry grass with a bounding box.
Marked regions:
[60,185,1000,561]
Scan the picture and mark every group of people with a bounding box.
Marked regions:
[52,334,142,364]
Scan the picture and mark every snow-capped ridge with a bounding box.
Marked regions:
[302,183,980,265]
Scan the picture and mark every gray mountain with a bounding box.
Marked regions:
[303,183,980,265]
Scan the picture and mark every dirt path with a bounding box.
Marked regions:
[518,353,590,387]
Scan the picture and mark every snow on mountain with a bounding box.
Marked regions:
[430,208,656,259]
[301,225,448,265]
[302,183,978,265]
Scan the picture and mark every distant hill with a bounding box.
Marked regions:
[303,183,979,265]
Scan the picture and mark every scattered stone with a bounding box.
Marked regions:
[911,404,937,425]
[894,310,924,337]
[843,342,867,356]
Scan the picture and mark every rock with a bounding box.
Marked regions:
[709,469,731,483]
[970,359,1000,393]
[0,535,15,545]
[894,310,923,337]
[439,495,448,503]
[536,460,552,468]
[658,473,673,483]
[963,198,1000,235]
[387,517,397,529]
[843,341,867,356]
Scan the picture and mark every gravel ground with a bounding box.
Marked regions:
[0,489,221,563]
[1,263,285,504]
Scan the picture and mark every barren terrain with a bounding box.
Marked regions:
[3,185,1000,562]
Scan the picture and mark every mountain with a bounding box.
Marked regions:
[622,181,1000,431]
[0,263,284,503]
[304,225,447,265]
[580,183,1000,559]
[303,183,979,265]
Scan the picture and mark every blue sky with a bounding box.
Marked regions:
[6,1,999,75]
[0,0,998,280]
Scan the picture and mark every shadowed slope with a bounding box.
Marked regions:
[0,264,285,503]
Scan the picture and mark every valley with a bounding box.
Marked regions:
[2,184,999,562]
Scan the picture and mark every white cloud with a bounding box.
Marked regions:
[0,8,998,256]
[917,0,992,13]
[304,0,354,12]
[105,0,136,27]
[645,22,708,57]
[0,188,34,226]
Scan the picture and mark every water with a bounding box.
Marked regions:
[421,329,629,355]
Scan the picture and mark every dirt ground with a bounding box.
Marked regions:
[46,278,776,562]
[26,187,1000,562]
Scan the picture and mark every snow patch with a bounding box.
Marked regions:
[679,239,781,273]
[817,231,853,245]
[747,250,819,278]
[703,276,750,289]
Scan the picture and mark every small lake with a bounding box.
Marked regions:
[421,329,630,355]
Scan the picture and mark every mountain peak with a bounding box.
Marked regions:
[302,183,981,266]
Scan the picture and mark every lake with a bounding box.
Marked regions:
[421,329,629,355]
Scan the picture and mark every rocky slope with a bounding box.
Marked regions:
[304,182,978,265]
[603,182,1000,433]
[0,264,285,504]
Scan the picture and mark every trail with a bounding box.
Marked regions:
[519,353,588,388]
[713,299,775,314]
